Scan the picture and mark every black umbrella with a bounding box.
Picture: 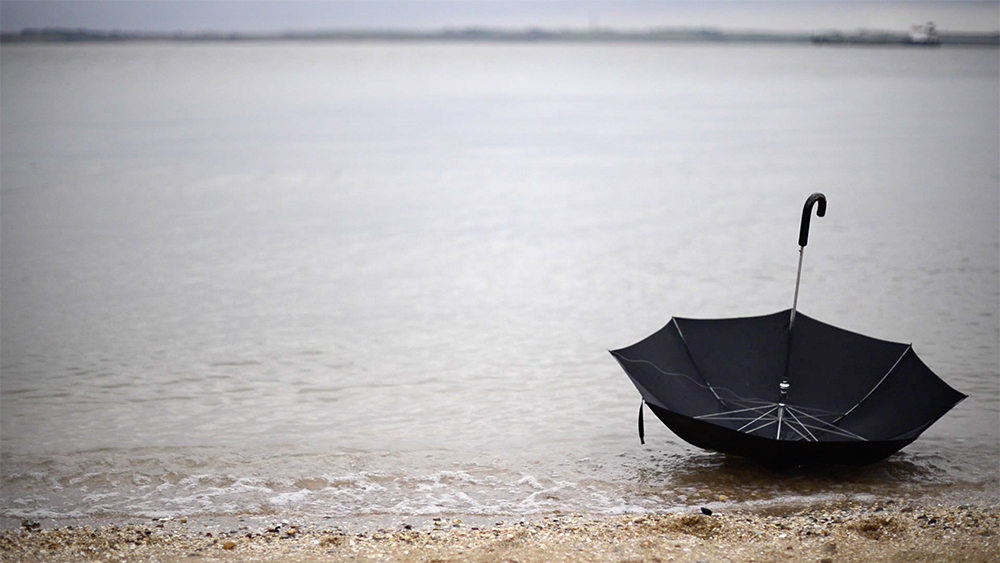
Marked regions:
[611,193,966,467]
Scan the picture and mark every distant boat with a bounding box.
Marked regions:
[907,22,941,45]
[812,22,941,46]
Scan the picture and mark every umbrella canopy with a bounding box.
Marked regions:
[611,194,966,467]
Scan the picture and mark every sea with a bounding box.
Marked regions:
[1,41,998,528]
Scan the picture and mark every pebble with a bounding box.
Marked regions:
[222,540,237,550]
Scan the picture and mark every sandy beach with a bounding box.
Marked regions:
[2,500,996,563]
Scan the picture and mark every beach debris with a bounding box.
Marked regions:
[222,540,237,550]
[700,507,713,516]
[21,520,40,531]
[849,515,905,540]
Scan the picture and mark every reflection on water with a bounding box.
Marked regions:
[1,42,997,522]
[655,451,949,494]
[622,446,999,516]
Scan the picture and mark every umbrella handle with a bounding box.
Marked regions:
[791,193,826,328]
[798,193,827,247]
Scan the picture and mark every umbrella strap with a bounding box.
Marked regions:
[639,400,645,445]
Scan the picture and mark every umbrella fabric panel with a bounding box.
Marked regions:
[835,349,968,441]
[674,311,790,409]
[787,313,912,422]
[611,319,723,419]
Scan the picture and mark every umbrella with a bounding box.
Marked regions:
[611,193,966,467]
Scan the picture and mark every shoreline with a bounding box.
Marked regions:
[3,500,997,562]
[2,27,998,46]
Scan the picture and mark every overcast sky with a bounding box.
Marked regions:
[1,1,997,33]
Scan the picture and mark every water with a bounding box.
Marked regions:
[1,42,998,525]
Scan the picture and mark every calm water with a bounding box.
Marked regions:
[1,42,998,524]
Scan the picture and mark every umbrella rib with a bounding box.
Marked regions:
[613,356,720,394]
[737,406,778,432]
[671,320,727,408]
[781,416,812,442]
[787,405,852,433]
[698,416,775,422]
[780,403,844,417]
[787,406,868,441]
[696,404,777,418]
[614,354,772,410]
[711,390,774,407]
[784,408,818,442]
[835,345,912,423]
[743,418,777,435]
[798,422,868,441]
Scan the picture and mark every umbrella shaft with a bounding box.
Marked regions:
[790,246,804,328]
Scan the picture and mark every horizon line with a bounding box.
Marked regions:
[4,21,1000,36]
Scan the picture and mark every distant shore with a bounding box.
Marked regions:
[2,27,998,46]
[2,500,997,563]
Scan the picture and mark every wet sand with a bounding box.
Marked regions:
[2,501,997,563]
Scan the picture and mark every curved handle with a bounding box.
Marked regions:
[798,193,827,247]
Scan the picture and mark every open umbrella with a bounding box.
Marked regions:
[611,193,966,467]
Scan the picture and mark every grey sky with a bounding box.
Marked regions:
[1,1,997,33]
